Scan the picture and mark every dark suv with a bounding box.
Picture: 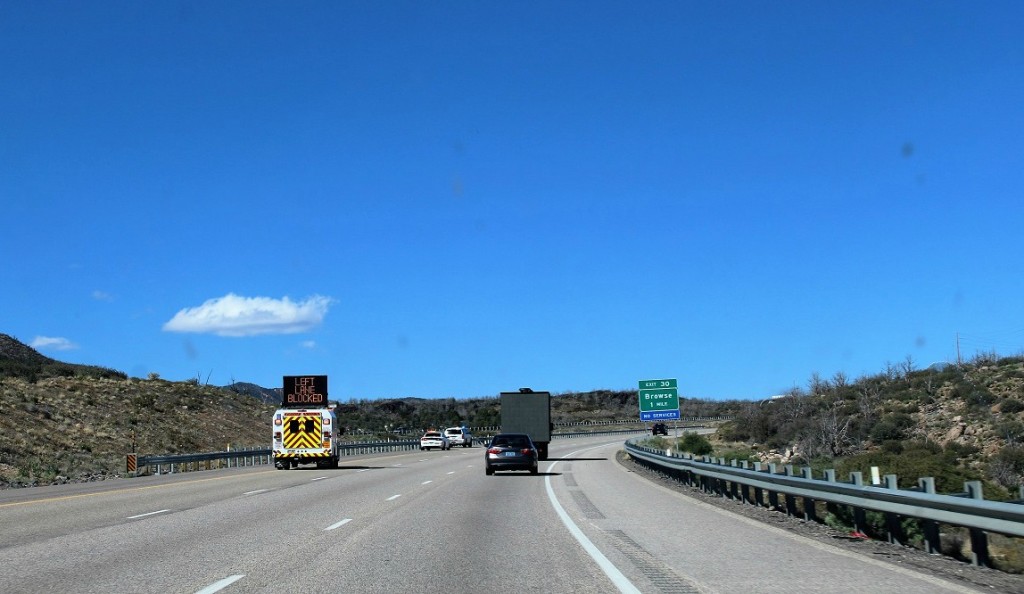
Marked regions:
[652,423,668,435]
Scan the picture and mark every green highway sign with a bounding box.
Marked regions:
[638,378,680,421]
[639,378,677,390]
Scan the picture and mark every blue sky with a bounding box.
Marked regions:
[2,2,1022,401]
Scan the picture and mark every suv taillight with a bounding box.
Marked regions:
[487,447,501,455]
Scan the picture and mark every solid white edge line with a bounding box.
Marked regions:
[546,446,642,594]
[324,518,353,531]
[194,574,244,594]
[386,494,401,501]
[242,489,268,496]
[311,477,327,481]
[127,509,170,519]
[422,480,433,485]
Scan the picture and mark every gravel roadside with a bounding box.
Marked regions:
[617,450,1024,594]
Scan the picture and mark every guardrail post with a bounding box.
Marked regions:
[784,466,798,517]
[823,469,839,519]
[753,462,765,507]
[964,481,991,567]
[738,461,751,503]
[849,472,866,534]
[801,467,817,522]
[767,464,779,510]
[883,474,905,546]
[917,477,941,555]
[727,460,740,501]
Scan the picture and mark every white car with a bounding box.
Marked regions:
[419,430,450,451]
[444,426,473,448]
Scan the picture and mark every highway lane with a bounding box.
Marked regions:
[0,439,621,593]
[550,440,987,594]
[0,435,992,593]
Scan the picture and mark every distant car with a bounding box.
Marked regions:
[484,433,538,475]
[652,423,668,435]
[420,430,450,451]
[444,426,473,448]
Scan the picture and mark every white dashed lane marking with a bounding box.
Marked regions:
[194,574,244,594]
[127,509,169,519]
[324,518,353,531]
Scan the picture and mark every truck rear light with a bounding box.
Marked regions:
[274,432,282,440]
[323,431,330,439]
[322,441,330,447]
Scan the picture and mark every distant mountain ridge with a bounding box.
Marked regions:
[0,333,125,381]
[0,333,57,366]
[226,382,281,405]
[0,334,286,398]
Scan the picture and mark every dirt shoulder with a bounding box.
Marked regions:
[616,450,1024,594]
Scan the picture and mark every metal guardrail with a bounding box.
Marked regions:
[129,429,653,476]
[624,438,1024,568]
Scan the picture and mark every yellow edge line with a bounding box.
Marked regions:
[0,469,277,509]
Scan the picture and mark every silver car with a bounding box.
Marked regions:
[484,433,538,475]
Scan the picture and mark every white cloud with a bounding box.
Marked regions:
[301,340,317,349]
[92,290,114,302]
[162,293,334,337]
[31,336,79,351]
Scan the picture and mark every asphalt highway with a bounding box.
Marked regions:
[0,435,988,593]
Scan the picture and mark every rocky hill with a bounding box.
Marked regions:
[716,353,1024,498]
[0,374,278,488]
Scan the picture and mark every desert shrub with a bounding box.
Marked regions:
[676,432,713,456]
[1001,399,1024,414]
[995,420,1024,444]
[869,413,915,442]
[965,386,997,410]
[880,440,904,454]
[944,441,979,459]
[989,445,1024,490]
[716,420,750,442]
